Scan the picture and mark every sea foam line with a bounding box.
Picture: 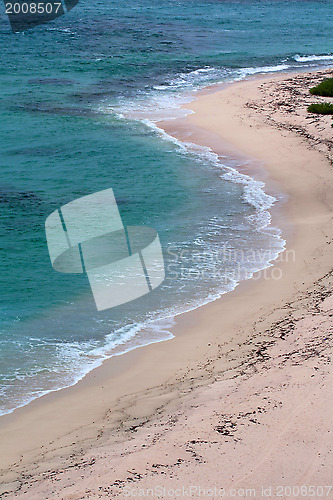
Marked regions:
[293,53,333,62]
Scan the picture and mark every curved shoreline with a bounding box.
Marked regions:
[0,75,288,419]
[0,68,332,496]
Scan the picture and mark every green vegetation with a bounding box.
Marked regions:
[307,102,333,115]
[309,77,333,97]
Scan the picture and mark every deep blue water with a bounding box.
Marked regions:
[0,0,332,414]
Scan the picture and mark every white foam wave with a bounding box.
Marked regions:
[0,317,176,416]
[153,67,229,91]
[293,54,333,62]
[106,91,193,122]
[235,64,290,79]
[141,122,277,224]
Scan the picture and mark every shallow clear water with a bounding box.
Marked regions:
[0,0,332,415]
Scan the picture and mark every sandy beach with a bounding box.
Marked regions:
[0,68,332,499]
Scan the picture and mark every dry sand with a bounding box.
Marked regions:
[0,69,332,499]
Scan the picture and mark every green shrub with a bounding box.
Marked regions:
[307,102,333,115]
[309,77,333,97]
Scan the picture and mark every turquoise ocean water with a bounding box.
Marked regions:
[0,0,332,415]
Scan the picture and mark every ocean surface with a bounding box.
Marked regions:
[0,0,332,415]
